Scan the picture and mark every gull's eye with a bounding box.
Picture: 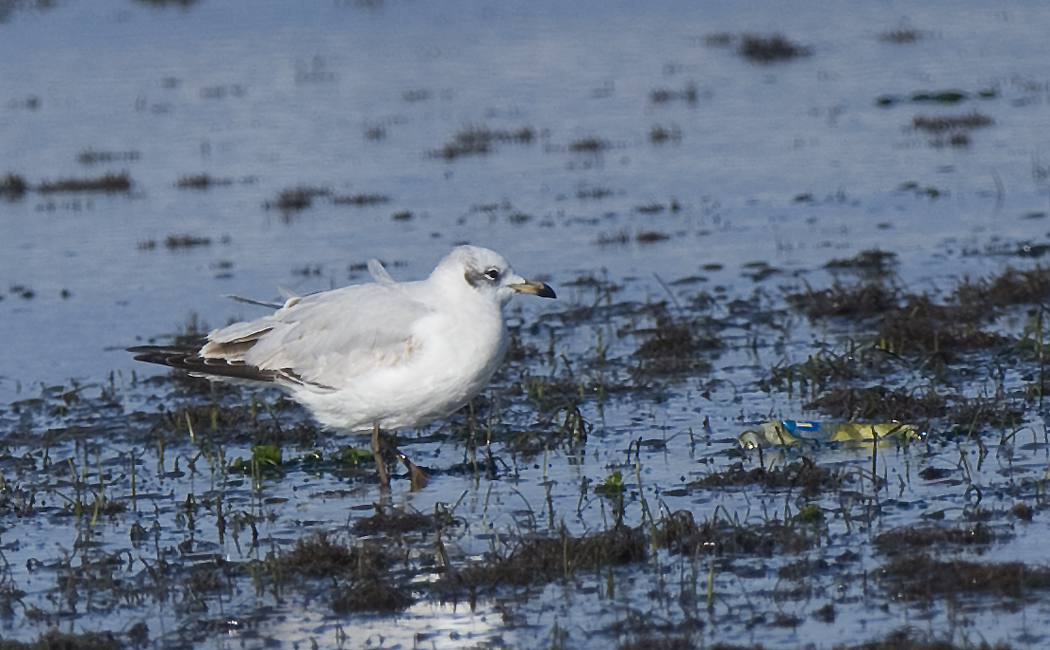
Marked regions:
[484,268,501,282]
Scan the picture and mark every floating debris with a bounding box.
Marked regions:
[634,203,666,214]
[402,88,430,102]
[568,136,608,153]
[37,172,131,194]
[199,84,246,99]
[909,111,994,147]
[825,249,898,278]
[649,124,682,144]
[9,284,35,300]
[912,111,994,134]
[876,88,996,107]
[739,33,811,64]
[164,234,212,249]
[77,149,140,165]
[577,186,614,200]
[703,32,734,48]
[331,192,390,206]
[429,125,534,160]
[878,27,925,44]
[294,55,337,84]
[263,185,330,213]
[649,83,698,105]
[0,173,28,199]
[738,420,921,449]
[635,230,670,244]
[134,0,201,6]
[596,229,630,246]
[176,173,233,189]
[897,181,944,199]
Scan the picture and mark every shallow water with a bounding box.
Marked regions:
[3,1,1050,648]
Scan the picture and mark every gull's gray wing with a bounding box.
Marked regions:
[202,281,431,390]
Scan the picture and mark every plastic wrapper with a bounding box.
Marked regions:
[738,420,921,449]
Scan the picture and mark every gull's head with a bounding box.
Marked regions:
[436,245,556,305]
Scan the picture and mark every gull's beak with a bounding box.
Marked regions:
[511,278,557,299]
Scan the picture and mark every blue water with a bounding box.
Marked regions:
[2,1,1050,648]
[3,0,1049,403]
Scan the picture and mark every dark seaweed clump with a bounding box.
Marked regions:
[802,385,1021,428]
[739,33,811,63]
[880,555,1050,600]
[440,526,646,592]
[873,524,1000,555]
[654,510,815,557]
[788,256,1048,360]
[650,83,697,105]
[263,185,330,214]
[37,172,132,194]
[331,192,390,206]
[429,125,534,160]
[689,457,851,498]
[912,111,994,147]
[825,248,898,278]
[630,310,722,382]
[912,112,994,134]
[878,27,925,44]
[569,136,609,153]
[791,278,899,320]
[775,256,1050,427]
[176,173,233,189]
[0,173,28,199]
[352,504,453,536]
[279,531,412,614]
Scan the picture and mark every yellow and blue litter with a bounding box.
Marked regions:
[738,420,923,449]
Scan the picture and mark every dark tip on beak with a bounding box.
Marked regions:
[513,279,557,299]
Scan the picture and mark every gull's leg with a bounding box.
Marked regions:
[395,449,429,491]
[371,423,390,490]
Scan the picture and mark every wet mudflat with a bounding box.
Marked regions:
[3,1,1050,648]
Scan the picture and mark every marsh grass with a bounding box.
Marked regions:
[653,510,815,557]
[429,125,535,160]
[5,248,1050,648]
[263,185,330,215]
[37,172,131,194]
[880,555,1050,600]
[438,525,646,593]
[688,456,851,498]
[738,33,811,64]
[872,523,1001,554]
[779,264,1050,428]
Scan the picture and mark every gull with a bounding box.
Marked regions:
[129,245,556,489]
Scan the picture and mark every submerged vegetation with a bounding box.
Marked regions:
[0,171,132,196]
[774,251,1050,427]
[4,4,1050,648]
[6,246,1050,647]
[429,125,535,160]
[37,172,132,193]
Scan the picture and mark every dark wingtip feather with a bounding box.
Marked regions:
[127,344,278,383]
[127,345,201,367]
